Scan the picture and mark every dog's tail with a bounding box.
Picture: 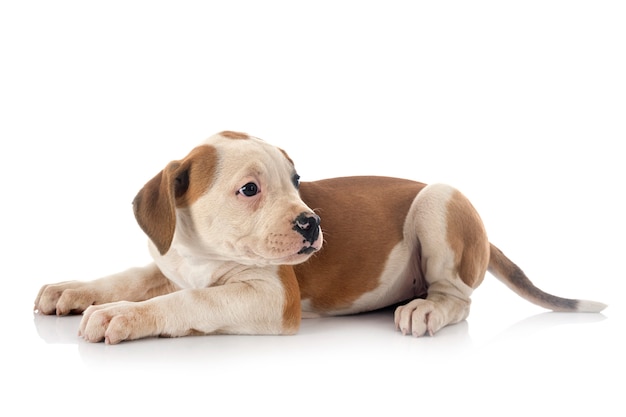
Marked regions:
[487,243,607,313]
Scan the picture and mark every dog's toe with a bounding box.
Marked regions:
[56,288,95,316]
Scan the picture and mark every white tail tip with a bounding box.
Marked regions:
[576,300,608,313]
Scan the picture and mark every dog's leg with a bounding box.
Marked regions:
[78,266,299,344]
[34,263,178,316]
[394,183,490,336]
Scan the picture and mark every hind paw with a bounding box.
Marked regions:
[394,299,449,337]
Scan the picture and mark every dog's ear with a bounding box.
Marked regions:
[133,160,188,255]
[132,145,218,255]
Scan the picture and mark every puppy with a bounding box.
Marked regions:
[34,131,606,344]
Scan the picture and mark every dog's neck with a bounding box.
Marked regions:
[149,243,257,289]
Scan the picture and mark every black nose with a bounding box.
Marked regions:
[293,212,320,245]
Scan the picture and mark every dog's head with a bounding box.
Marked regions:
[132,131,322,266]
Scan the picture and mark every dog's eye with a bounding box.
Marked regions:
[292,174,300,189]
[238,182,259,197]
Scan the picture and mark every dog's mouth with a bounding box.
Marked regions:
[254,223,322,265]
[297,245,318,255]
[274,237,321,265]
[271,244,318,265]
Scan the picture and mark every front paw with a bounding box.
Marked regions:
[79,301,157,345]
[34,281,97,316]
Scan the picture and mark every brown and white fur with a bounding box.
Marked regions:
[34,131,606,344]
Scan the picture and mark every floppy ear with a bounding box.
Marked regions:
[132,160,189,255]
[132,145,218,255]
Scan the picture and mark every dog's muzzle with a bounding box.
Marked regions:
[293,212,321,254]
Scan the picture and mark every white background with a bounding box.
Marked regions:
[1,1,624,416]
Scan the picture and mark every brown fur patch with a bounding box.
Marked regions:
[446,190,489,288]
[174,145,218,208]
[294,177,426,312]
[278,265,302,333]
[220,131,250,140]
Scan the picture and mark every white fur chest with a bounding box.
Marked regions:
[149,242,236,289]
